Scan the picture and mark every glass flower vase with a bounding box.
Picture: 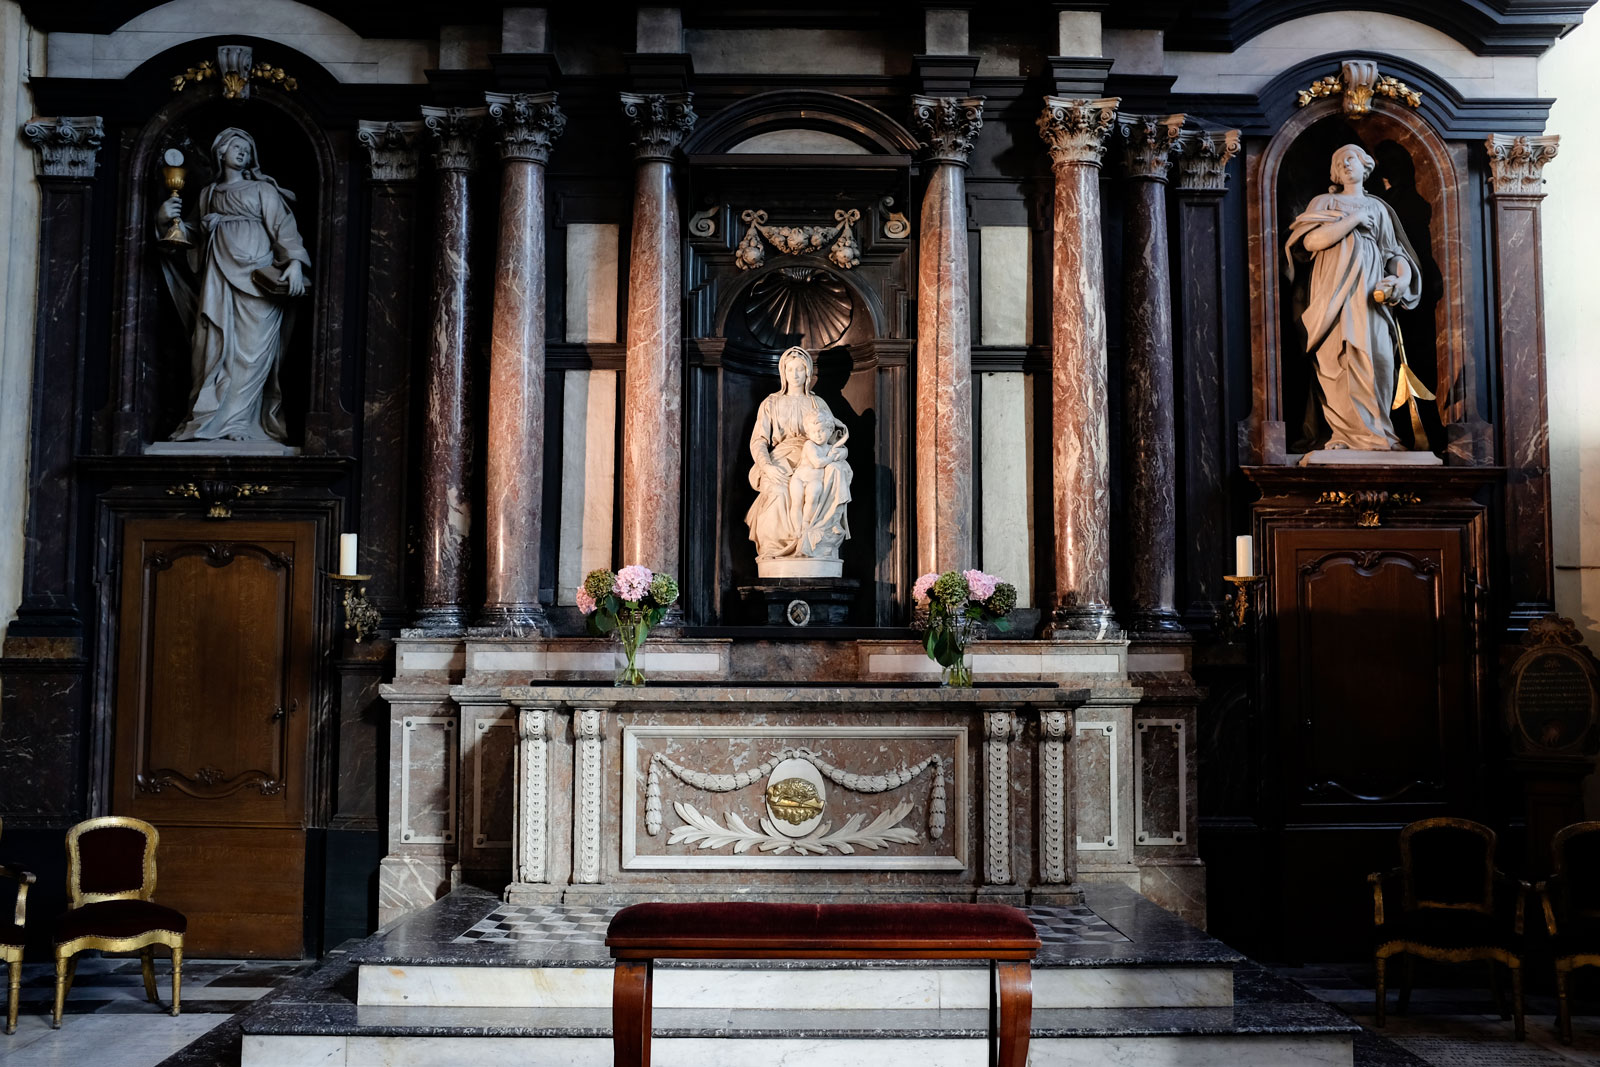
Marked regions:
[932,615,980,688]
[613,612,648,687]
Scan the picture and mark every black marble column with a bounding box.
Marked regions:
[1117,114,1185,634]
[910,95,984,576]
[1172,128,1241,630]
[415,106,485,631]
[619,93,695,583]
[13,117,103,637]
[355,120,424,624]
[480,92,565,632]
[1486,133,1560,631]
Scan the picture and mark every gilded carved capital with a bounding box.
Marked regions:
[910,94,985,165]
[1117,113,1186,181]
[1174,127,1241,192]
[356,119,424,182]
[486,91,566,164]
[1037,96,1119,169]
[420,105,487,173]
[620,92,696,162]
[1485,133,1559,196]
[22,116,105,178]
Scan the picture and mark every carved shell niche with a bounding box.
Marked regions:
[743,267,853,350]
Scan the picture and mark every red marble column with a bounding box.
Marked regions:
[1486,133,1560,631]
[1117,114,1185,634]
[910,95,984,578]
[1038,97,1120,636]
[415,106,485,631]
[481,92,566,632]
[619,93,696,582]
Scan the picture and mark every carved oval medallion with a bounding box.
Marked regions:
[765,757,826,837]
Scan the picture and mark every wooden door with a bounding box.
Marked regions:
[113,520,316,958]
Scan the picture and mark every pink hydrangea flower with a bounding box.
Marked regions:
[964,569,998,602]
[614,564,653,603]
[912,572,938,604]
[575,588,597,615]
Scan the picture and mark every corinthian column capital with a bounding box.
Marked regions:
[420,105,487,173]
[620,92,696,162]
[1117,113,1186,181]
[486,91,566,164]
[1485,133,1559,196]
[1037,97,1120,169]
[1174,127,1241,193]
[911,95,985,165]
[22,116,105,178]
[356,119,424,182]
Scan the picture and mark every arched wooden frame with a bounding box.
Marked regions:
[1244,92,1485,464]
[684,89,920,158]
[107,43,351,456]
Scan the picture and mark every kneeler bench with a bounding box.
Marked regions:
[605,901,1041,1067]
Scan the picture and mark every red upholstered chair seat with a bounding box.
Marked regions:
[54,900,188,943]
[606,901,1041,952]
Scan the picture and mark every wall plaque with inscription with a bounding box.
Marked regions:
[1504,616,1600,757]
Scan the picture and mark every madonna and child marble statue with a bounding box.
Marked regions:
[1286,143,1431,458]
[154,126,310,446]
[745,346,853,577]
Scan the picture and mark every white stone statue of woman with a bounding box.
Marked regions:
[156,127,310,444]
[1285,143,1423,452]
[745,346,853,577]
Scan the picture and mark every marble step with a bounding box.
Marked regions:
[357,958,1236,1010]
[241,1003,1357,1067]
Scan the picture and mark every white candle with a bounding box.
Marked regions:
[339,533,358,576]
[1234,535,1254,578]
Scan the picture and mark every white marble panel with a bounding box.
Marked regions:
[1127,652,1186,673]
[979,227,1031,346]
[241,1033,347,1065]
[865,652,1124,676]
[1058,11,1102,56]
[0,6,40,637]
[685,29,905,75]
[501,9,547,54]
[564,223,619,344]
[656,1038,984,1067]
[924,9,968,54]
[980,371,1033,607]
[543,650,618,672]
[1032,1035,1352,1066]
[45,0,434,82]
[396,646,466,673]
[347,1036,611,1066]
[360,964,613,1007]
[633,650,720,672]
[935,965,1231,1009]
[1166,12,1535,97]
[728,130,870,154]
[556,370,617,604]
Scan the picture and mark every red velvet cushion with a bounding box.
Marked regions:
[78,827,148,896]
[606,902,1040,951]
[54,900,186,944]
[0,923,22,948]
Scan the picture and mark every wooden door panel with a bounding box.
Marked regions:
[155,826,306,958]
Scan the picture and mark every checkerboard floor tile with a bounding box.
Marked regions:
[452,902,1130,946]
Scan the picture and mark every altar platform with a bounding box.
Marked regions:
[237,883,1360,1066]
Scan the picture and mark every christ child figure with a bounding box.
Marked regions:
[786,406,849,532]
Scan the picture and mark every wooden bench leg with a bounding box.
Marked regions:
[613,959,653,1067]
[991,960,1032,1067]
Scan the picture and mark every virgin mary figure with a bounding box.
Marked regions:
[156,127,310,443]
[745,346,853,577]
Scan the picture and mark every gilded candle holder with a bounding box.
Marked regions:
[328,572,379,642]
[1221,574,1264,638]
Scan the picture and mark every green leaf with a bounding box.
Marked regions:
[593,612,618,634]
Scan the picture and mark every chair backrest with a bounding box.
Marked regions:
[66,817,158,907]
[1399,817,1496,914]
[1551,821,1600,923]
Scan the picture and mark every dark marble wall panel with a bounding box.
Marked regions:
[335,663,386,827]
[0,662,88,823]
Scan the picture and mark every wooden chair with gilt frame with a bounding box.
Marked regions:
[1370,817,1530,1040]
[51,816,186,1028]
[0,817,38,1034]
[1538,820,1600,1043]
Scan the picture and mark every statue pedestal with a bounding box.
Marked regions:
[738,578,859,627]
[1297,449,1442,466]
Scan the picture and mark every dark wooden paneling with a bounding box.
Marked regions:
[155,825,306,959]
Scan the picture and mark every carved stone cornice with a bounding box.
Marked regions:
[22,116,105,178]
[1117,113,1185,181]
[1485,133,1559,196]
[1174,127,1241,193]
[420,106,487,174]
[1037,96,1119,170]
[620,92,696,162]
[356,119,424,183]
[911,95,985,165]
[486,91,566,165]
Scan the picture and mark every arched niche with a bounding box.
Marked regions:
[107,38,350,456]
[1244,56,1485,464]
[683,89,920,158]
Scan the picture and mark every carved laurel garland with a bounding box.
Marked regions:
[735,208,862,271]
[669,800,919,855]
[645,747,946,843]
